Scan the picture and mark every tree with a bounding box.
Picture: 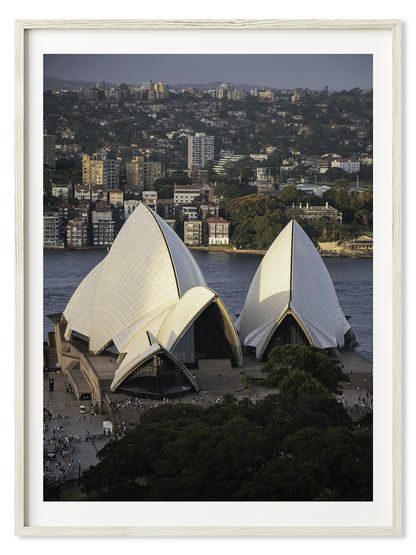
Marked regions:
[228,194,287,250]
[314,488,340,501]
[315,215,332,239]
[280,185,306,206]
[278,369,330,399]
[355,209,371,228]
[261,345,348,395]
[264,409,294,440]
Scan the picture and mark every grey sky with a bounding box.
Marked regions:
[44,54,372,91]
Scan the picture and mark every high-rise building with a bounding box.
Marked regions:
[125,156,164,190]
[43,134,56,170]
[188,133,214,169]
[82,152,120,192]
[154,81,169,99]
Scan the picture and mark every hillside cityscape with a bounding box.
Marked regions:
[43,74,374,503]
[43,78,373,254]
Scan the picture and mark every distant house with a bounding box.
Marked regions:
[74,183,90,202]
[184,220,203,246]
[67,217,88,248]
[207,217,230,245]
[345,236,373,254]
[174,183,214,205]
[288,202,342,224]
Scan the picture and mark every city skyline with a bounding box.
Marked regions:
[44,54,373,92]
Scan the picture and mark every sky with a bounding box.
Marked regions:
[44,54,373,91]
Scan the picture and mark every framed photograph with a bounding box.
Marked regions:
[15,19,402,536]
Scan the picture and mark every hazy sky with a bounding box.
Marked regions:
[44,54,372,91]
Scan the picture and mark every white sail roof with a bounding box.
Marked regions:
[236,219,351,360]
[63,202,243,392]
[63,202,207,355]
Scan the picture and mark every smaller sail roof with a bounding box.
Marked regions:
[236,220,351,360]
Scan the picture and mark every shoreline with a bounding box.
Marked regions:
[44,245,372,258]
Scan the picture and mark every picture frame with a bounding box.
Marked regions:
[15,18,402,536]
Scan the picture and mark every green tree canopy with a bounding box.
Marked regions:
[229,194,287,249]
[261,344,348,395]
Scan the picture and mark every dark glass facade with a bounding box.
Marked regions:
[116,353,193,399]
[262,313,311,361]
[116,302,239,398]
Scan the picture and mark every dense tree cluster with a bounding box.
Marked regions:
[79,345,372,502]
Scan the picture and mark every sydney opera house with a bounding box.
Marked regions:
[51,202,355,407]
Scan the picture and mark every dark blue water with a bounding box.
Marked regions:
[43,249,373,362]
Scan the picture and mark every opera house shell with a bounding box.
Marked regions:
[235,219,355,362]
[62,202,243,398]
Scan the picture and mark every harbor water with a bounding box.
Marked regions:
[43,249,373,362]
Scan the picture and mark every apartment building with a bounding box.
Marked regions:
[207,217,230,245]
[91,206,115,247]
[82,152,120,192]
[74,201,91,224]
[331,158,360,173]
[154,81,169,99]
[109,187,124,208]
[184,220,203,246]
[256,167,277,194]
[189,165,209,184]
[182,206,198,221]
[188,133,214,169]
[43,212,61,247]
[92,220,116,247]
[174,184,214,205]
[125,156,164,190]
[57,202,75,223]
[67,217,88,248]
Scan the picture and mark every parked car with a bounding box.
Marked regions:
[79,405,87,414]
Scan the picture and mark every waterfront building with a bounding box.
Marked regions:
[188,133,214,169]
[184,220,203,246]
[288,202,342,224]
[57,202,242,402]
[92,220,115,247]
[67,217,88,248]
[91,206,116,247]
[235,219,356,361]
[43,211,61,247]
[207,217,230,245]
